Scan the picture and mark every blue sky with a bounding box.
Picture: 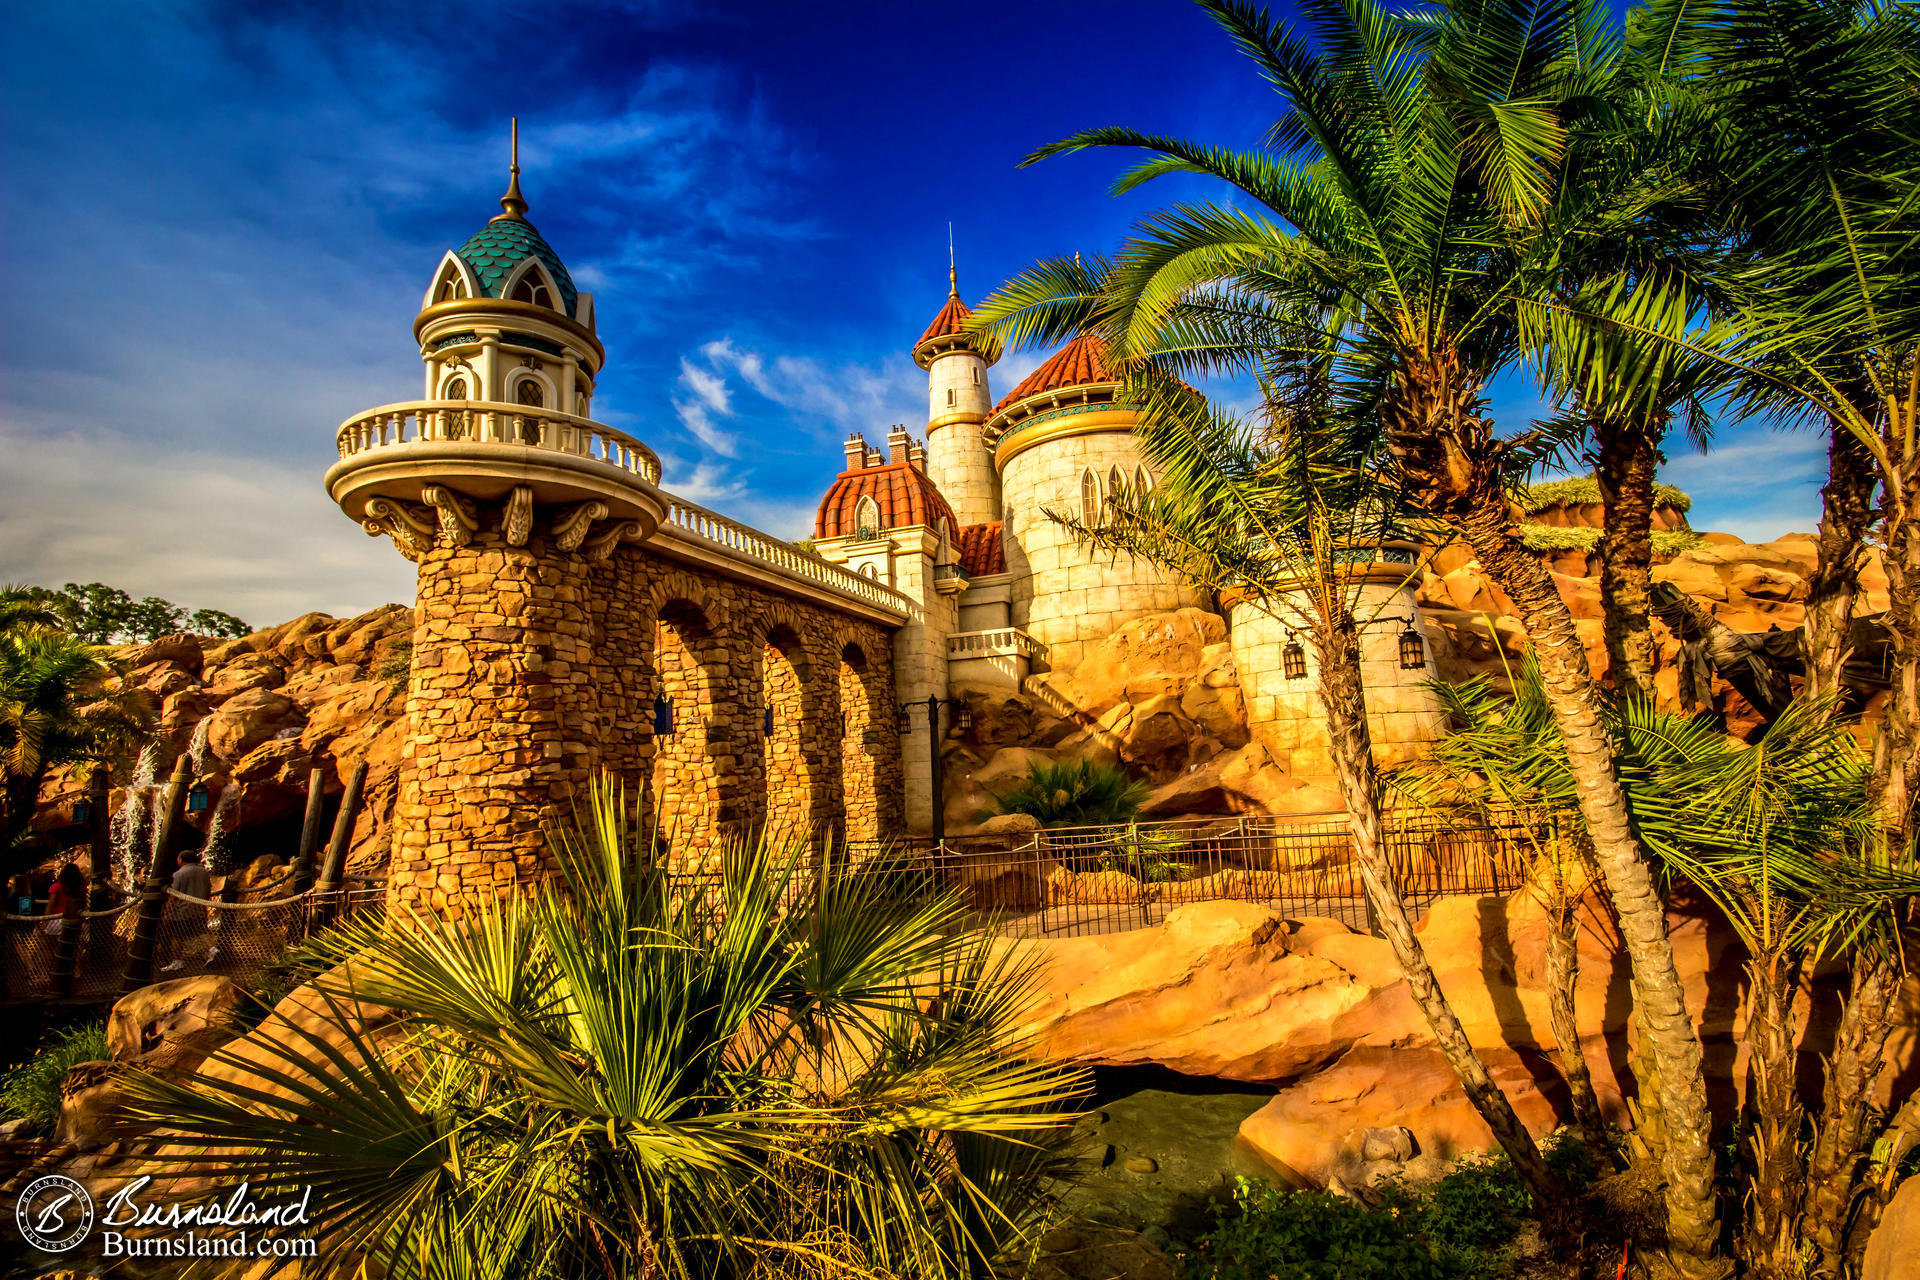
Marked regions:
[0,0,1828,624]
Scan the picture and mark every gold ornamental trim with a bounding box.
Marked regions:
[992,403,1143,470]
[413,298,605,366]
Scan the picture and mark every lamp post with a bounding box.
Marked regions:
[898,694,972,841]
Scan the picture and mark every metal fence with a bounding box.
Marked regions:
[840,809,1534,939]
[2,887,386,1005]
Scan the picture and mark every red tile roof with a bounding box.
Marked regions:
[916,292,973,349]
[993,332,1121,413]
[814,461,958,540]
[955,522,1005,576]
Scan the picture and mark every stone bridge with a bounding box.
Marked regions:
[330,400,909,914]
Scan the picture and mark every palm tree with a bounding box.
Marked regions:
[1036,363,1564,1210]
[0,585,63,636]
[0,628,146,851]
[970,0,1723,1264]
[123,778,1086,1280]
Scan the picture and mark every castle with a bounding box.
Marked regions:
[327,140,1444,910]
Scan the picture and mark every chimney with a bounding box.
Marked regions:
[886,424,912,466]
[865,445,884,468]
[844,433,867,472]
[906,437,928,471]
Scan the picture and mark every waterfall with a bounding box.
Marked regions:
[186,719,212,774]
[202,786,242,876]
[109,745,161,890]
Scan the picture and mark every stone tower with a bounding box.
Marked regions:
[328,130,666,914]
[987,333,1208,673]
[914,267,1000,527]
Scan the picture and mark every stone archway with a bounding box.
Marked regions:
[758,625,823,843]
[837,641,889,846]
[649,596,732,858]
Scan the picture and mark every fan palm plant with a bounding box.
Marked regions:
[967,0,1722,1262]
[1403,667,1920,1275]
[1029,360,1566,1211]
[983,758,1149,829]
[122,777,1087,1280]
[0,627,146,851]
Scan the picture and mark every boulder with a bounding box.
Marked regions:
[106,975,248,1073]
[1865,1175,1920,1280]
[132,633,203,674]
[55,1060,131,1147]
[205,688,303,763]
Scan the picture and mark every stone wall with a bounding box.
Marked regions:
[999,425,1208,673]
[392,532,904,915]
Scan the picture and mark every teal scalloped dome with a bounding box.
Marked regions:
[455,217,579,317]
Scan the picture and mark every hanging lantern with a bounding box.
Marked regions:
[72,796,95,825]
[763,705,775,734]
[186,781,211,813]
[897,704,913,734]
[1282,636,1308,681]
[955,701,973,733]
[1398,620,1426,671]
[653,694,675,736]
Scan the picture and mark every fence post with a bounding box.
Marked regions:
[86,764,112,909]
[312,760,367,927]
[122,755,192,994]
[291,750,329,892]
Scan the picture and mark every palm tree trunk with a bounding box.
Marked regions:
[1874,444,1920,839]
[1457,508,1722,1269]
[1310,615,1562,1211]
[1800,953,1902,1276]
[1741,944,1806,1280]
[1385,364,1722,1271]
[1544,882,1609,1155]
[1805,427,1876,702]
[1593,417,1662,701]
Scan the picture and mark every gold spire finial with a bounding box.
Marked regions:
[947,223,958,296]
[494,117,529,222]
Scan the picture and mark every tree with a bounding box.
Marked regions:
[0,629,148,848]
[972,0,1722,1263]
[1037,362,1564,1212]
[50,582,132,643]
[124,595,185,642]
[187,608,251,639]
[0,585,64,636]
[123,779,1085,1280]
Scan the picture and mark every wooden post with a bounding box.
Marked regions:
[291,751,329,892]
[122,755,192,994]
[86,764,111,910]
[312,760,366,927]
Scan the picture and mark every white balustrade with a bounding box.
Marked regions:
[947,628,1044,658]
[335,400,662,484]
[659,498,911,612]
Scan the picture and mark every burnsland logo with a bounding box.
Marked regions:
[15,1175,94,1253]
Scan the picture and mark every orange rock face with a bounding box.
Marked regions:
[1008,891,1918,1187]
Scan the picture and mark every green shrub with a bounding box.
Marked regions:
[373,638,413,693]
[984,758,1149,828]
[1516,524,1705,557]
[0,1020,109,1130]
[1517,475,1693,514]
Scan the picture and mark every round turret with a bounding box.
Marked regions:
[913,267,1001,526]
[985,333,1206,672]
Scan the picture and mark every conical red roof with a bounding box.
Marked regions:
[916,292,973,348]
[992,332,1121,414]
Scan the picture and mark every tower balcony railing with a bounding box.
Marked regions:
[335,400,661,485]
[947,627,1045,660]
[658,496,912,614]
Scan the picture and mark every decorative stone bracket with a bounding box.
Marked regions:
[362,484,642,561]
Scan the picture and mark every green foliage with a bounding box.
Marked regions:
[1183,1150,1556,1280]
[187,607,252,638]
[123,776,1088,1280]
[1517,477,1693,514]
[1516,524,1705,556]
[1,627,150,842]
[373,638,414,693]
[984,757,1149,828]
[0,1021,109,1130]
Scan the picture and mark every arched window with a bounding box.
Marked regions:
[1136,466,1151,494]
[1109,465,1126,499]
[436,276,466,303]
[854,495,881,541]
[509,265,555,309]
[442,375,468,401]
[1081,470,1100,525]
[860,564,879,579]
[971,366,979,384]
[946,387,955,407]
[515,378,545,408]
